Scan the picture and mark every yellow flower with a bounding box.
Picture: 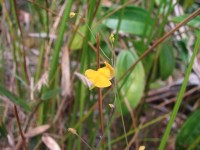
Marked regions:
[85,62,114,88]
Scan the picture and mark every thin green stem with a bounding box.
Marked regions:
[158,31,200,150]
[116,89,128,147]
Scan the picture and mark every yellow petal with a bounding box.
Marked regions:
[85,69,111,88]
[93,74,111,88]
[104,61,115,79]
[97,67,111,79]
[85,69,98,84]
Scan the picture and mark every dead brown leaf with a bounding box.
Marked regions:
[42,134,61,150]
[25,124,50,138]
[61,46,70,97]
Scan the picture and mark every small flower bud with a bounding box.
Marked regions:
[109,33,115,44]
[68,128,77,135]
[109,104,115,109]
[139,146,145,150]
[69,12,76,18]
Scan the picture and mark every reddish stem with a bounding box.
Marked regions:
[96,33,104,136]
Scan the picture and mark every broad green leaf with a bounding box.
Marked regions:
[116,50,145,115]
[41,88,61,100]
[103,5,153,35]
[171,15,200,28]
[0,85,30,112]
[159,42,175,80]
[176,109,200,150]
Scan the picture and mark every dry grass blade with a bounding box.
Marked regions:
[42,134,61,150]
[15,124,50,150]
[25,124,50,138]
[61,46,70,97]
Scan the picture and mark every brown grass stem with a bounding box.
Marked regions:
[14,105,27,150]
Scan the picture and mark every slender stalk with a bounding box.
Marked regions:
[96,33,104,137]
[76,134,93,150]
[14,105,27,150]
[158,30,200,150]
[116,91,128,147]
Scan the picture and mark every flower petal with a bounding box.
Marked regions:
[93,75,111,88]
[104,61,115,79]
[85,69,111,88]
[97,67,111,79]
